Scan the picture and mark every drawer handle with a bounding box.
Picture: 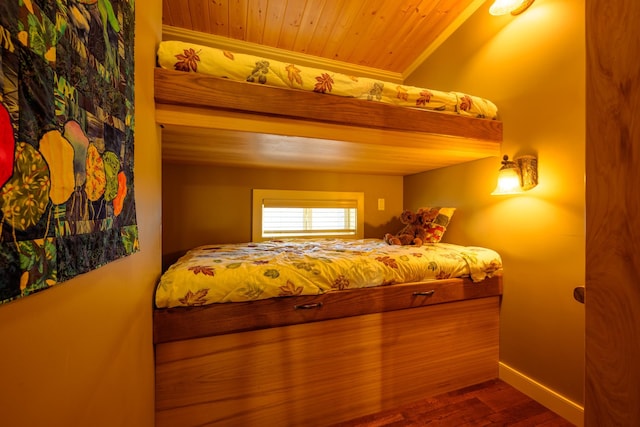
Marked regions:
[413,290,435,297]
[294,302,323,310]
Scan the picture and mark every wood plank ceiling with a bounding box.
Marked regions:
[162,0,483,75]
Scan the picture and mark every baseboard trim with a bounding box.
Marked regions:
[499,362,584,426]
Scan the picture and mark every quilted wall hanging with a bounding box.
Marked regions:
[0,0,138,305]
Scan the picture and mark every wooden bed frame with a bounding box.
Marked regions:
[154,275,502,426]
[154,68,502,175]
[154,67,505,425]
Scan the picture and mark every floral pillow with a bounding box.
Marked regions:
[422,207,455,243]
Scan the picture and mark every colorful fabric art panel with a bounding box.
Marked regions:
[0,0,137,305]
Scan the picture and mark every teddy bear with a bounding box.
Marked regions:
[383,207,439,247]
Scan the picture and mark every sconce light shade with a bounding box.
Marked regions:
[492,155,523,195]
[492,154,538,195]
[489,0,535,16]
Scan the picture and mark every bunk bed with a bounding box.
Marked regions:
[153,41,505,426]
[154,239,503,427]
[154,40,502,175]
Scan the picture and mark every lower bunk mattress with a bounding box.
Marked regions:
[155,239,502,309]
[154,239,503,343]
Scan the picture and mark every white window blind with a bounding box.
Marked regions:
[252,190,364,241]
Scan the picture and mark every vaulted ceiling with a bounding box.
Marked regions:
[162,0,486,76]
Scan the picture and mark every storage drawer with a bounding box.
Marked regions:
[154,275,502,343]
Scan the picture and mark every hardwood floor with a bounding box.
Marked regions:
[331,379,574,426]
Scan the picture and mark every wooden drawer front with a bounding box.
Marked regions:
[155,296,500,427]
[154,276,502,343]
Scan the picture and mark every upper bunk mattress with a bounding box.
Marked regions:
[157,40,499,120]
[155,239,503,309]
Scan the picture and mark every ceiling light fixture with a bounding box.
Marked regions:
[489,0,535,16]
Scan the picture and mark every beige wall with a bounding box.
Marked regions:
[0,0,585,424]
[405,0,585,405]
[162,163,404,267]
[0,1,162,425]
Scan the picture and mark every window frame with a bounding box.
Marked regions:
[252,189,365,242]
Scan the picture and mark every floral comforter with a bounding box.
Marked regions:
[155,239,502,308]
[157,40,499,120]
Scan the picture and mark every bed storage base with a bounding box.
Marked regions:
[154,275,502,343]
[154,276,502,426]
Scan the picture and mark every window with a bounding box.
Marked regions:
[252,189,364,241]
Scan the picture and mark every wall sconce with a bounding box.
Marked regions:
[492,154,538,195]
[489,0,535,16]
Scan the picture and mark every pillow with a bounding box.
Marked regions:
[421,207,455,243]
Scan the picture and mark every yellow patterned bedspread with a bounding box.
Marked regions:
[157,40,499,120]
[155,239,502,308]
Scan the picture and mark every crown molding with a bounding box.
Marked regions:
[162,25,404,84]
